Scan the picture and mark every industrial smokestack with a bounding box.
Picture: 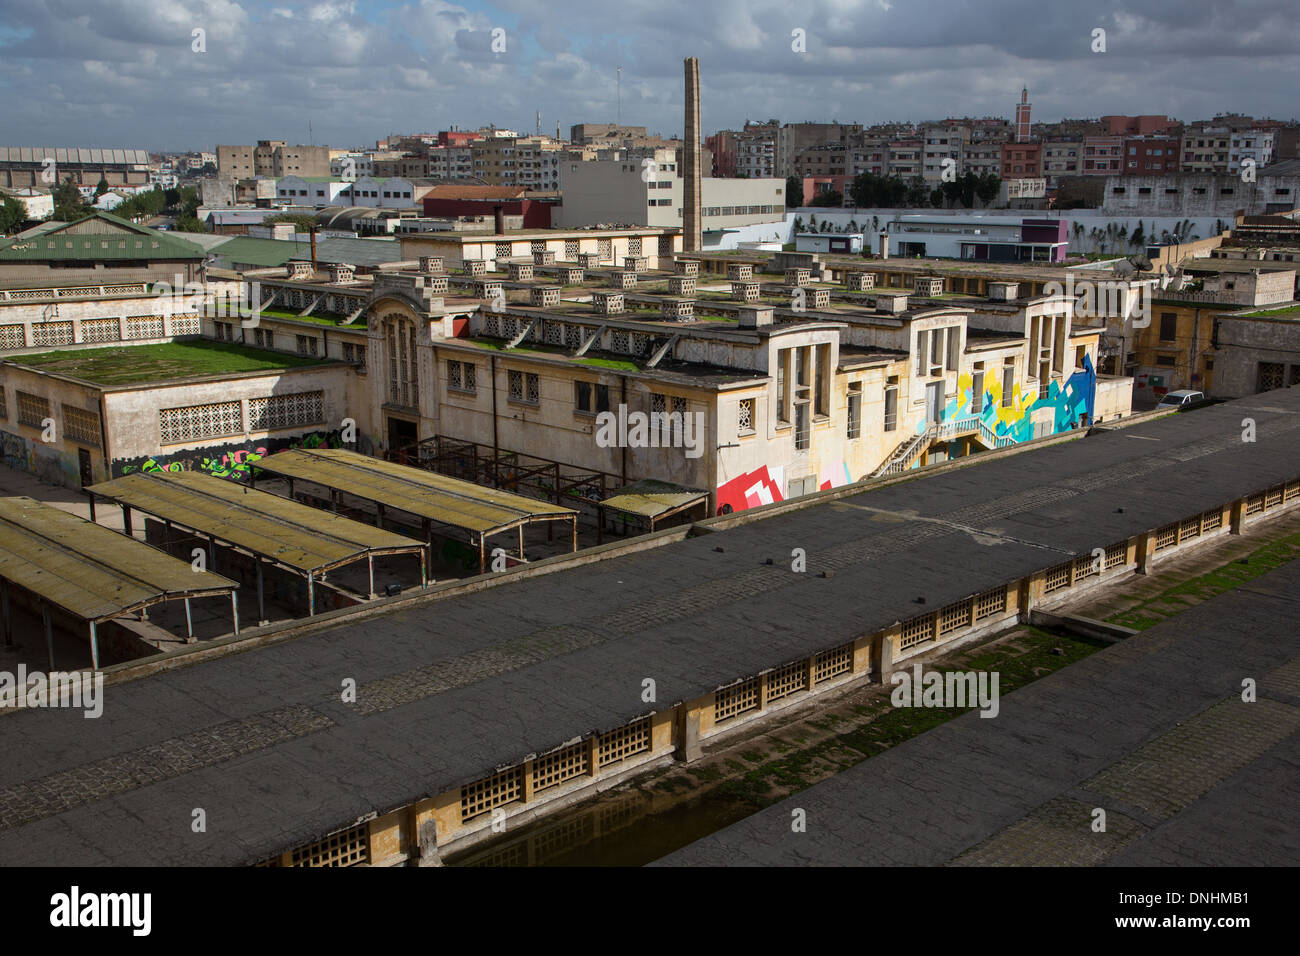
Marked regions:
[683,57,703,253]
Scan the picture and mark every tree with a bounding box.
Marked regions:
[974,174,1001,207]
[810,189,842,207]
[53,175,88,221]
[1130,221,1145,249]
[174,213,205,233]
[265,213,320,234]
[0,194,27,235]
[93,177,109,199]
[786,176,802,209]
[929,187,945,208]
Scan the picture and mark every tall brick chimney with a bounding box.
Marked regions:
[683,57,703,253]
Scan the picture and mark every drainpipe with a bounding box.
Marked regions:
[620,375,628,487]
[97,394,111,480]
[490,353,500,488]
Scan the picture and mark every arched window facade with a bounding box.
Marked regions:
[382,313,419,408]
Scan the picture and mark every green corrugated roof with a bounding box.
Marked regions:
[208,236,309,267]
[0,210,206,262]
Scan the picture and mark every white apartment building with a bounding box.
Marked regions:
[1230,129,1276,173]
[555,149,784,233]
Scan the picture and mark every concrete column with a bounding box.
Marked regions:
[1135,531,1158,574]
[1230,498,1247,535]
[676,698,704,762]
[874,626,898,683]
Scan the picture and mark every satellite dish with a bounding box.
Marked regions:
[1128,254,1153,272]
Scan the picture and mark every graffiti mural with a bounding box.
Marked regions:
[717,464,784,515]
[114,429,375,482]
[916,354,1098,448]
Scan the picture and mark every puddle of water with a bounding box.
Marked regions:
[447,785,761,867]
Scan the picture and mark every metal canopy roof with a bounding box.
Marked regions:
[86,471,426,575]
[255,448,576,536]
[599,479,710,521]
[0,496,237,623]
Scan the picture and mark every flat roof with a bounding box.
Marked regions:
[253,448,575,536]
[4,341,329,387]
[85,471,426,576]
[0,496,237,623]
[2,388,1299,864]
[659,555,1300,867]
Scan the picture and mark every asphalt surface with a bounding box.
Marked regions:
[656,554,1300,867]
[1,387,1299,865]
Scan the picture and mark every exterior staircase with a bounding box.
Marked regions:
[871,417,1015,478]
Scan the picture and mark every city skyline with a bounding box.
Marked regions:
[2,0,1299,151]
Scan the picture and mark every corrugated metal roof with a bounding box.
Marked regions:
[0,496,237,622]
[256,448,575,535]
[86,471,425,575]
[0,211,205,262]
[599,480,709,520]
[0,147,149,165]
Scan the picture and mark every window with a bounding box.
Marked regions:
[573,380,609,414]
[814,344,829,416]
[794,403,810,450]
[1258,362,1284,393]
[1159,313,1177,342]
[738,398,755,435]
[883,386,898,432]
[1002,366,1014,407]
[296,334,318,357]
[254,328,273,349]
[509,370,540,405]
[384,315,419,407]
[847,387,861,439]
[447,359,476,393]
[342,342,367,370]
[248,391,324,431]
[16,391,50,429]
[159,401,242,444]
[61,404,101,447]
[971,371,984,414]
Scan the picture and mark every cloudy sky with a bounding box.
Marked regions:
[1,0,1297,151]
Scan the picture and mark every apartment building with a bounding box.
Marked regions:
[850,137,890,176]
[471,136,564,188]
[777,123,864,178]
[555,149,784,232]
[888,140,923,178]
[793,144,848,179]
[1181,126,1232,173]
[1081,136,1124,175]
[921,123,969,182]
[428,146,476,180]
[1123,137,1181,175]
[1231,129,1276,173]
[1001,143,1043,179]
[217,141,332,180]
[1042,142,1082,180]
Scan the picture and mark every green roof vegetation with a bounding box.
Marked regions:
[1237,305,1300,319]
[465,337,639,371]
[11,340,327,386]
